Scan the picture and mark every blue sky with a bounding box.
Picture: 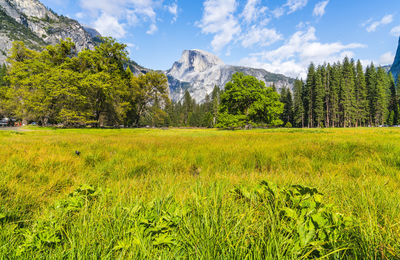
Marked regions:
[41,0,400,78]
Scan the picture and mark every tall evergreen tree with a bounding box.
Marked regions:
[182,90,193,126]
[280,87,293,125]
[305,63,315,127]
[314,67,325,127]
[355,60,368,126]
[340,57,356,127]
[293,79,305,127]
[375,68,389,125]
[328,63,340,127]
[365,63,377,126]
[322,64,330,127]
[211,86,221,126]
[388,74,398,125]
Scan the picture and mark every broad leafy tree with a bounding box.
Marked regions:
[217,72,283,128]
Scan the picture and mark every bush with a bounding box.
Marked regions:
[232,181,357,258]
[285,122,292,128]
[216,112,247,130]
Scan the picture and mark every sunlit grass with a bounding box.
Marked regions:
[0,127,399,258]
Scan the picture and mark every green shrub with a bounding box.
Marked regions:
[232,181,357,258]
[216,112,247,129]
[284,122,292,128]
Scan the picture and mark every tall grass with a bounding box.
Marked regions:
[0,128,399,258]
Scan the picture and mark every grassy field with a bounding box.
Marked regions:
[0,127,399,258]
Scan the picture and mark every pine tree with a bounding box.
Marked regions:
[375,68,389,125]
[280,87,293,125]
[314,67,325,127]
[328,63,340,127]
[211,86,221,127]
[305,64,315,127]
[323,64,330,127]
[182,90,193,126]
[340,57,356,127]
[388,74,398,125]
[355,60,368,126]
[365,63,377,126]
[293,79,305,127]
[280,87,288,124]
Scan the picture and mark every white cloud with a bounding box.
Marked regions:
[93,12,126,38]
[285,0,308,14]
[364,14,394,33]
[272,7,285,18]
[79,0,161,38]
[313,0,329,17]
[241,26,282,48]
[241,0,267,23]
[390,25,400,36]
[271,0,307,18]
[239,27,365,78]
[379,52,394,65]
[146,24,158,35]
[197,0,241,52]
[166,2,178,23]
[75,12,84,19]
[296,21,310,29]
[198,0,283,52]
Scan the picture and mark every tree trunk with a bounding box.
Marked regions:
[99,112,107,128]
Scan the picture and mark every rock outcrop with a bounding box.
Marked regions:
[0,0,96,63]
[390,37,400,81]
[166,49,294,102]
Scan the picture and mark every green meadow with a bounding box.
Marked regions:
[0,127,399,258]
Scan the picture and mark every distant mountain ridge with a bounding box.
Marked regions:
[166,49,294,102]
[0,0,96,63]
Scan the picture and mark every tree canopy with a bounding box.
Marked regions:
[217,72,283,129]
[0,38,169,127]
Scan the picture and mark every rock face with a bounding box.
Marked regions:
[390,37,400,81]
[0,0,96,63]
[166,49,294,102]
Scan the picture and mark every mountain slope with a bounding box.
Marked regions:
[166,49,294,102]
[390,37,400,81]
[0,0,96,63]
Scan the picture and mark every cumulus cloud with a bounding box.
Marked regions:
[198,0,283,52]
[241,0,267,24]
[271,0,307,18]
[364,14,393,32]
[78,0,163,38]
[239,27,365,78]
[313,0,329,17]
[241,26,282,48]
[390,25,400,36]
[379,52,394,65]
[272,7,285,18]
[285,0,308,14]
[197,0,241,52]
[93,12,126,38]
[146,24,158,35]
[166,2,178,23]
